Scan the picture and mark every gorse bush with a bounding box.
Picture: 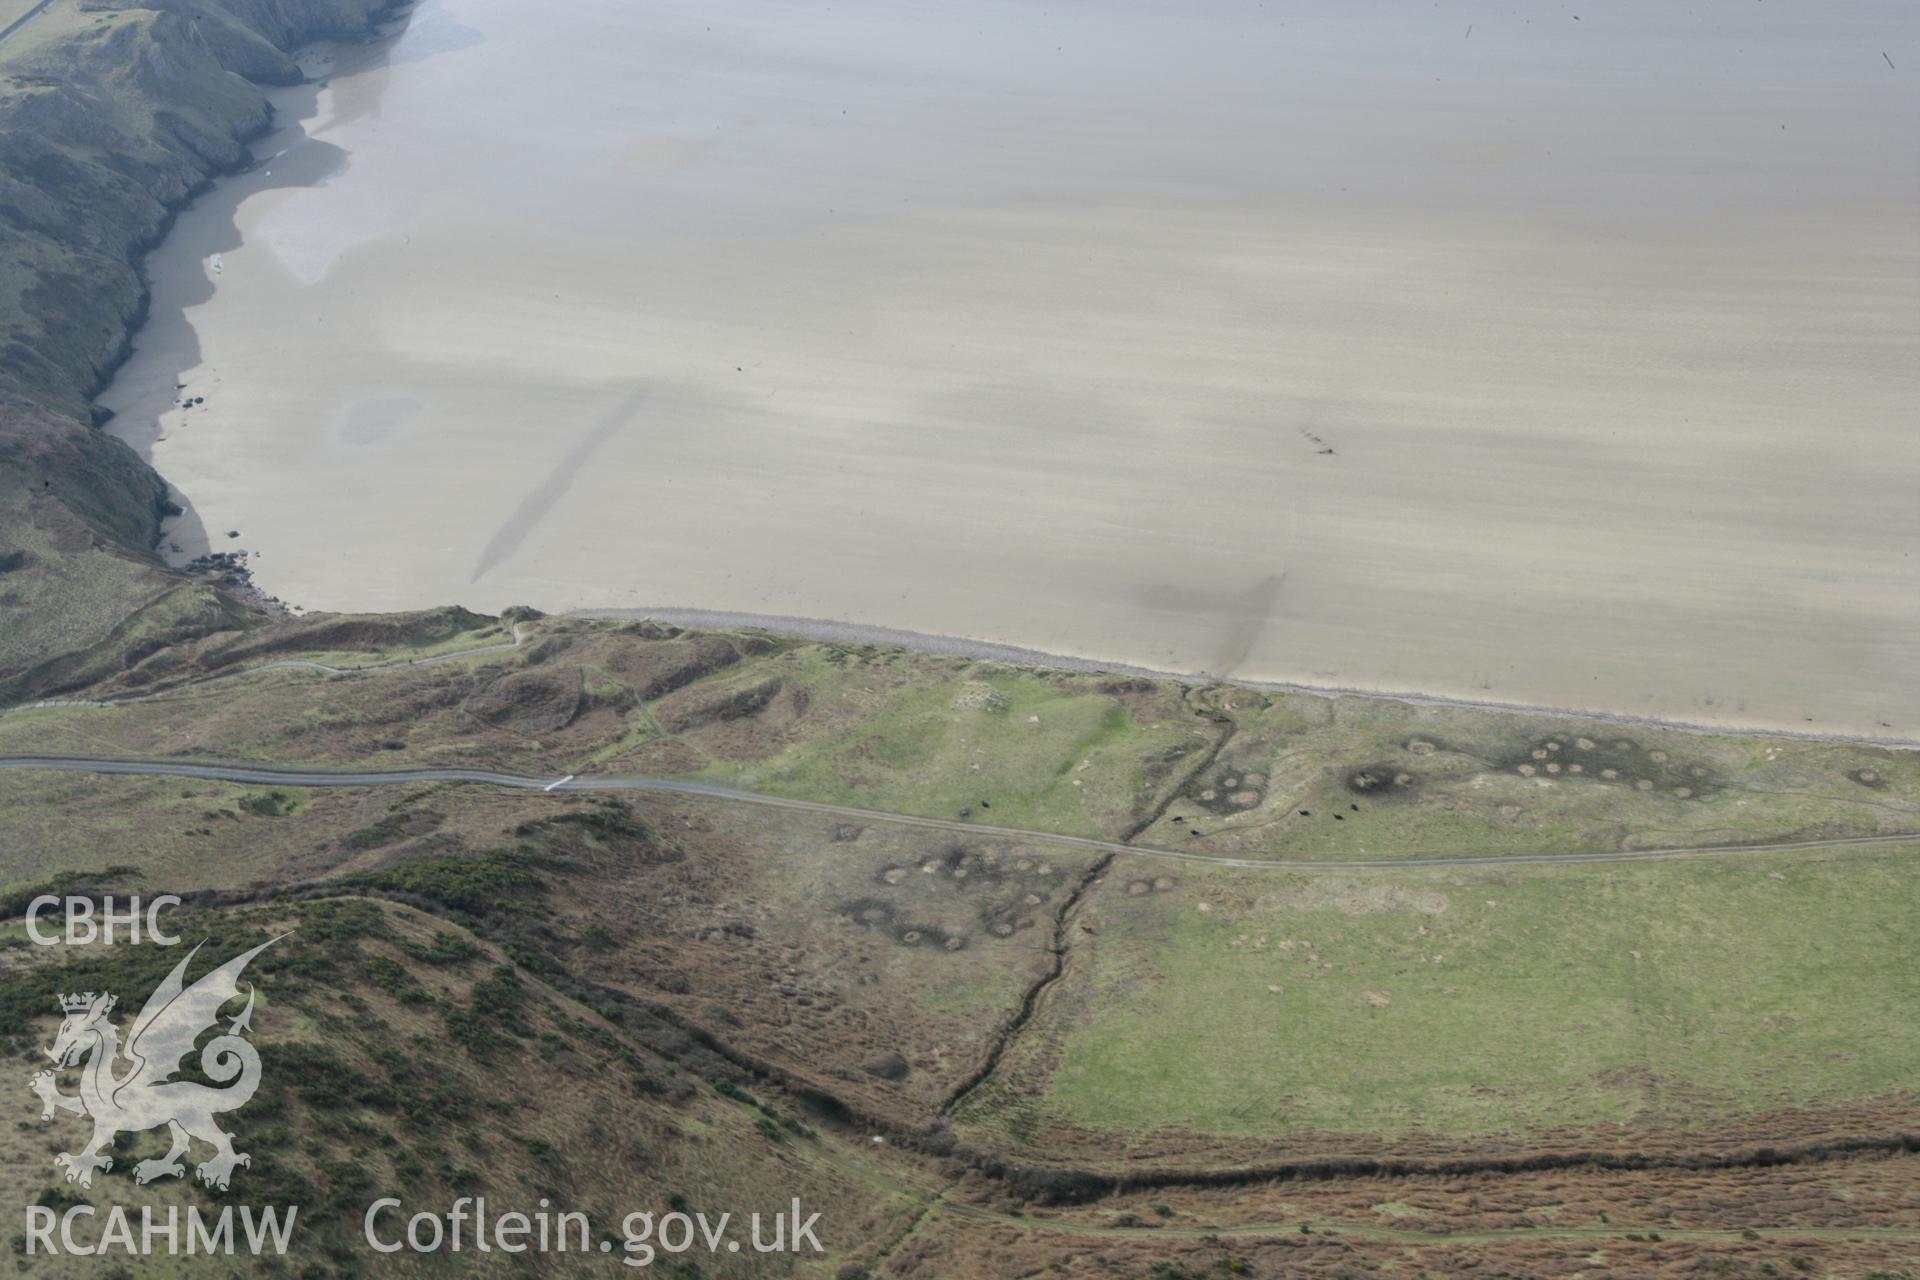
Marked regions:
[346,852,545,916]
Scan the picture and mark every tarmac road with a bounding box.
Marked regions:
[2,753,1913,873]
[0,0,59,47]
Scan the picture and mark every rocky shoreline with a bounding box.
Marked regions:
[0,0,410,692]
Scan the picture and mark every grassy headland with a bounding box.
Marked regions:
[0,6,1915,1277]
[0,0,400,702]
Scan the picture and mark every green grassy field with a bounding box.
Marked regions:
[1134,693,1920,861]
[1,614,1917,1275]
[6,618,1918,864]
[963,847,1920,1142]
[686,645,1214,837]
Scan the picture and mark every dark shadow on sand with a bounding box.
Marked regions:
[469,389,650,583]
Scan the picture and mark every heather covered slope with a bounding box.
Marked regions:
[0,385,184,688]
[2,616,1918,1276]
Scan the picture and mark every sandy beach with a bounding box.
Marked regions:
[97,0,1920,738]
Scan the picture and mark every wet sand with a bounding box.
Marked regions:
[98,0,1920,738]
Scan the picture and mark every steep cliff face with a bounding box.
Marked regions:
[1,0,398,415]
[0,0,401,693]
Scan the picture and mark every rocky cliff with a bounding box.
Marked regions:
[0,0,401,695]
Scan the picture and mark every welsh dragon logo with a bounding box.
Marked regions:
[28,939,277,1190]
